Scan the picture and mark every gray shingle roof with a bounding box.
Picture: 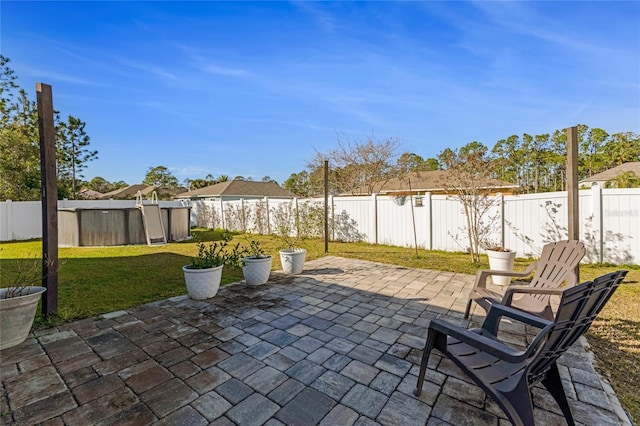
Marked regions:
[579,162,640,183]
[175,180,294,198]
[348,171,519,195]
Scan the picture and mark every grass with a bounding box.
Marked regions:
[1,230,638,422]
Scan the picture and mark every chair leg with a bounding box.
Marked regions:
[498,378,536,426]
[414,328,437,396]
[464,298,473,319]
[542,363,575,426]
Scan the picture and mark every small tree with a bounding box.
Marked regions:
[271,201,299,249]
[308,134,400,195]
[57,115,97,198]
[438,142,500,263]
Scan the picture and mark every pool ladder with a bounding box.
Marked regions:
[136,191,167,245]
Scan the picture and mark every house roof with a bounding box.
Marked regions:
[348,171,519,195]
[174,180,294,199]
[100,185,183,199]
[101,184,150,199]
[75,189,104,199]
[579,162,640,184]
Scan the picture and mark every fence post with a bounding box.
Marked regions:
[426,192,432,250]
[591,183,604,263]
[371,193,378,244]
[294,198,299,238]
[219,198,225,230]
[240,198,245,232]
[5,200,13,241]
[264,196,270,235]
[497,192,505,249]
[329,195,335,241]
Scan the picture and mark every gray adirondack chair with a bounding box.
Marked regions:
[415,270,627,426]
[465,240,586,320]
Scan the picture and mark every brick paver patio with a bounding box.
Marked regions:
[0,256,631,425]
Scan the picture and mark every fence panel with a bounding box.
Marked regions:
[430,195,466,252]
[2,189,639,264]
[331,196,373,243]
[599,188,640,264]
[1,201,41,241]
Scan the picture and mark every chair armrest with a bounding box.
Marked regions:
[502,287,565,305]
[429,318,528,363]
[482,302,551,333]
[473,268,533,289]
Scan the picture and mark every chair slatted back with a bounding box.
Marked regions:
[528,270,626,383]
[529,240,587,303]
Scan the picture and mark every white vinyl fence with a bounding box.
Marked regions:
[2,187,639,264]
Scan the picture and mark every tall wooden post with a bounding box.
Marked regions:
[566,126,580,281]
[37,83,58,316]
[324,160,329,253]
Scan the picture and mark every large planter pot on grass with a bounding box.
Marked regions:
[242,256,272,286]
[487,249,516,286]
[279,249,306,274]
[183,265,223,299]
[0,286,46,350]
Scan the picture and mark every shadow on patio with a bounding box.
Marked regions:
[0,257,629,425]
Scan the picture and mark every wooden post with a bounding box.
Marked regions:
[36,83,58,316]
[566,126,580,281]
[324,160,329,253]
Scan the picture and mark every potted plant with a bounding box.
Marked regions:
[278,237,306,275]
[241,239,272,286]
[272,202,307,274]
[484,243,516,286]
[1,257,52,350]
[183,235,240,299]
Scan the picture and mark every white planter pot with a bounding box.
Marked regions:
[0,286,46,350]
[183,265,223,299]
[487,250,516,286]
[242,256,272,286]
[279,249,306,274]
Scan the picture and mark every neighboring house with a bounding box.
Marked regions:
[579,162,640,188]
[75,189,104,199]
[100,184,184,200]
[347,171,519,196]
[174,180,295,201]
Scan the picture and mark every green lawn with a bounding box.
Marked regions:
[1,230,638,422]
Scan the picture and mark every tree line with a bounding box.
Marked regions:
[283,129,640,197]
[1,56,98,200]
[2,54,638,201]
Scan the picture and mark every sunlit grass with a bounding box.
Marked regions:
[1,231,638,421]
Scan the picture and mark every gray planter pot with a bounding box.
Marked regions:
[0,286,46,350]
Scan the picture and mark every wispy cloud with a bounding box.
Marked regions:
[115,58,179,81]
[202,63,250,77]
[18,64,98,86]
[471,1,632,57]
[293,1,339,34]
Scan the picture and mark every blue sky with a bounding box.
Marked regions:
[2,1,639,186]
